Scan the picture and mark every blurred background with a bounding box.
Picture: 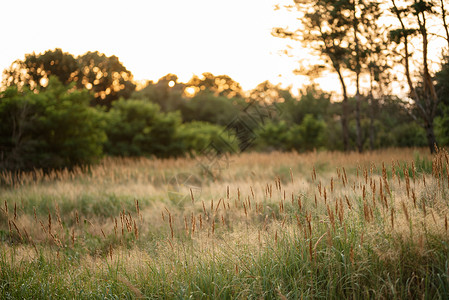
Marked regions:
[1,0,449,172]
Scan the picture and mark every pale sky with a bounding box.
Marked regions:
[0,0,309,92]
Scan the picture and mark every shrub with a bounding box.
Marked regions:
[177,121,239,156]
[255,115,327,152]
[391,122,427,147]
[255,121,292,151]
[293,114,327,151]
[0,77,106,171]
[180,92,239,126]
[104,98,183,157]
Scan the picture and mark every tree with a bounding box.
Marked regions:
[273,0,388,152]
[2,49,136,108]
[390,0,440,153]
[177,121,239,156]
[248,81,294,104]
[0,76,106,171]
[362,4,393,150]
[255,121,292,151]
[255,115,327,152]
[2,48,78,90]
[348,0,388,153]
[282,86,331,125]
[273,0,354,151]
[294,114,327,151]
[435,56,449,146]
[104,99,183,157]
[76,51,136,107]
[435,0,449,51]
[180,92,240,126]
[132,74,186,112]
[186,72,243,98]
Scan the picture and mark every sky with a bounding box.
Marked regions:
[0,0,311,92]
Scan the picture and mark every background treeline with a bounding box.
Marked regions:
[0,47,449,172]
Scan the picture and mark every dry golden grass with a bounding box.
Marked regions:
[1,147,448,298]
[1,147,442,245]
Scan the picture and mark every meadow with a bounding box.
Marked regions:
[1,148,449,299]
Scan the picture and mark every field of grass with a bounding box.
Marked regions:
[1,148,449,299]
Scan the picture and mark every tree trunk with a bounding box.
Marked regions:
[355,92,362,153]
[424,120,438,154]
[391,0,419,100]
[341,98,350,152]
[392,0,438,154]
[417,5,439,153]
[353,0,363,153]
[439,0,449,51]
[336,68,350,152]
[369,96,375,151]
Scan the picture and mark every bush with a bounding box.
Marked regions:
[180,92,239,126]
[293,114,327,151]
[255,121,292,151]
[255,115,327,152]
[104,98,184,157]
[0,77,106,171]
[435,107,449,146]
[177,121,239,156]
[391,122,427,147]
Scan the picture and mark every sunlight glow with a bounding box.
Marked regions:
[0,0,306,93]
[39,77,48,87]
[185,87,197,97]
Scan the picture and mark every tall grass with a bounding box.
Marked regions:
[1,148,449,299]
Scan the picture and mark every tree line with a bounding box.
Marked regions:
[273,0,449,154]
[2,2,449,172]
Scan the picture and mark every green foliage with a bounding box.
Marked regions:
[366,119,395,148]
[282,86,332,124]
[132,74,186,112]
[177,121,239,156]
[370,97,420,148]
[1,49,136,108]
[104,98,183,157]
[391,122,427,147]
[0,76,106,171]
[186,72,243,98]
[414,152,433,174]
[435,57,449,146]
[76,51,136,107]
[1,46,444,163]
[280,90,431,152]
[294,114,327,151]
[180,92,240,126]
[436,57,449,107]
[435,111,449,146]
[1,48,78,90]
[255,115,327,152]
[389,28,418,43]
[324,119,345,151]
[249,80,295,104]
[255,121,292,151]
[254,87,330,152]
